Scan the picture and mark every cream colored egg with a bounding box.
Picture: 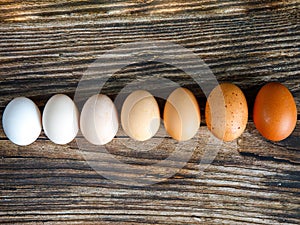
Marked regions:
[121,90,160,141]
[2,97,42,146]
[80,94,118,145]
[164,88,200,141]
[43,94,79,145]
[205,83,248,142]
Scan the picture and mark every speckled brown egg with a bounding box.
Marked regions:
[205,83,248,142]
[253,82,297,141]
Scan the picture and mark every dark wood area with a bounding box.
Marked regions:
[0,0,299,224]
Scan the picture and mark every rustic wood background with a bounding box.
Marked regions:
[0,0,299,224]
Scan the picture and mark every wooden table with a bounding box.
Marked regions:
[0,0,299,224]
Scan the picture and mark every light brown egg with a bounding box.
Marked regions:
[253,82,297,141]
[121,90,160,141]
[205,83,248,142]
[164,87,200,141]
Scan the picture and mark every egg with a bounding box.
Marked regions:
[205,83,248,142]
[253,82,297,141]
[121,90,160,141]
[42,94,79,144]
[80,94,118,145]
[2,97,42,146]
[163,87,200,141]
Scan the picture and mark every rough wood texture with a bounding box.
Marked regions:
[0,0,299,224]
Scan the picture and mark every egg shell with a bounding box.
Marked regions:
[2,97,42,146]
[80,94,118,145]
[205,83,248,142]
[121,90,160,141]
[253,82,297,141]
[164,87,200,141]
[42,94,79,145]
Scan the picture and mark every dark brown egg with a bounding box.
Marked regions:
[253,82,297,141]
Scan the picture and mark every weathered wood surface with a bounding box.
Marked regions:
[0,0,299,224]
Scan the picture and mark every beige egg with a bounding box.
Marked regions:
[164,88,200,141]
[80,94,118,145]
[121,90,160,141]
[205,83,248,142]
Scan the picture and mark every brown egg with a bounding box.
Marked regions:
[253,82,297,141]
[164,87,200,141]
[205,83,248,142]
[121,90,160,141]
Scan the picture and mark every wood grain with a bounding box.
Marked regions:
[0,0,299,224]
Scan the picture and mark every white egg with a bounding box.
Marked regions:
[42,94,79,144]
[2,97,42,146]
[80,94,118,145]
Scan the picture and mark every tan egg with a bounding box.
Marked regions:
[205,83,248,142]
[80,94,118,145]
[121,90,160,141]
[164,88,200,141]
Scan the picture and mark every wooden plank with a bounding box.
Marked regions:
[0,0,299,22]
[0,133,299,224]
[238,122,300,164]
[0,0,299,224]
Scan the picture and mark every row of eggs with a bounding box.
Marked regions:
[2,82,297,146]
